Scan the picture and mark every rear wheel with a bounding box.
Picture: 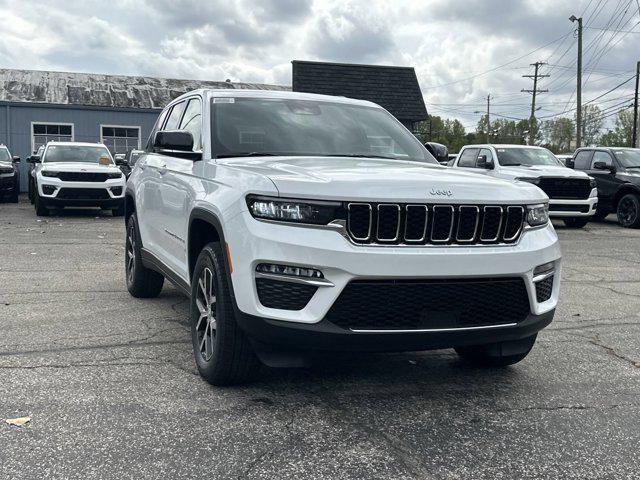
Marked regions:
[617,193,640,228]
[191,242,260,386]
[28,180,35,204]
[455,334,537,367]
[9,189,19,203]
[125,214,164,298]
[563,217,589,228]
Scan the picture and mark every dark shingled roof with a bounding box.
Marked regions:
[0,69,289,110]
[292,60,427,122]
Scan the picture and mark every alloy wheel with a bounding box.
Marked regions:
[195,267,217,362]
[126,222,136,285]
[618,197,637,226]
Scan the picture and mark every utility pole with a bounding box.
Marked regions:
[570,15,583,148]
[521,61,549,145]
[633,60,639,148]
[486,94,491,143]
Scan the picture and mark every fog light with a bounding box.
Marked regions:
[534,261,555,277]
[42,185,56,195]
[256,263,323,279]
[110,186,123,196]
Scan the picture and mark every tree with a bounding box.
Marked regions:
[415,115,474,153]
[578,105,603,146]
[541,117,574,153]
[599,109,635,147]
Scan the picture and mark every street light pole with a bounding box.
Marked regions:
[570,15,583,148]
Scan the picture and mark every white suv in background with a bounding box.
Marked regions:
[451,144,598,228]
[30,142,126,216]
[125,89,561,385]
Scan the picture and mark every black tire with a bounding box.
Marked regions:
[617,194,640,228]
[112,203,125,217]
[28,180,35,204]
[563,217,589,228]
[34,192,49,216]
[191,242,260,386]
[455,334,537,367]
[9,190,19,203]
[593,209,609,221]
[125,214,164,298]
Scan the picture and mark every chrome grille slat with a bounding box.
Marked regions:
[346,203,526,246]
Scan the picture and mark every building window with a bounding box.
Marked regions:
[32,123,73,151]
[101,126,141,154]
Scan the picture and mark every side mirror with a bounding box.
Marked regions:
[565,159,575,169]
[30,155,41,164]
[477,155,494,169]
[115,157,127,166]
[153,130,201,160]
[593,161,615,172]
[12,156,20,164]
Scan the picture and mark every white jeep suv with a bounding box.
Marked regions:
[31,142,126,216]
[125,90,561,385]
[451,144,598,228]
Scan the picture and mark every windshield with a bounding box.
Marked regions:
[614,149,640,168]
[0,148,10,162]
[43,145,113,164]
[211,97,437,164]
[496,147,562,167]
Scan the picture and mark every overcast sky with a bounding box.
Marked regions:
[1,0,639,129]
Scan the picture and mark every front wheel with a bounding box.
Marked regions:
[563,217,589,228]
[455,334,537,367]
[34,192,49,216]
[112,203,125,217]
[191,242,260,386]
[617,194,640,228]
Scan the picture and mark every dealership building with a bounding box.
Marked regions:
[0,62,426,192]
[0,69,286,191]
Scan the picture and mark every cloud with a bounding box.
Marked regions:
[0,0,638,129]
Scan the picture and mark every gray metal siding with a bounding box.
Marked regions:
[1,104,159,191]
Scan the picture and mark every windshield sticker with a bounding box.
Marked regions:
[98,156,110,166]
[213,98,235,104]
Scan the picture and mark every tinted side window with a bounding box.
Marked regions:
[164,101,186,131]
[179,98,202,151]
[591,151,613,168]
[573,150,593,170]
[458,148,479,167]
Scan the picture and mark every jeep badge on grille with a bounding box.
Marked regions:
[430,188,453,197]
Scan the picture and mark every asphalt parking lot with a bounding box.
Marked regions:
[1,197,639,480]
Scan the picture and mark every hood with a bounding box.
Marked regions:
[41,162,120,173]
[220,156,547,204]
[499,164,590,179]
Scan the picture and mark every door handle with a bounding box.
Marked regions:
[158,163,167,175]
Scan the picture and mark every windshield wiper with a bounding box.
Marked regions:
[501,163,525,166]
[321,154,397,160]
[625,165,640,169]
[215,152,281,159]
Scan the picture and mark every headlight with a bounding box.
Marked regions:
[107,171,123,179]
[41,171,60,178]
[526,203,549,227]
[0,167,14,175]
[246,195,343,225]
[515,177,540,185]
[588,176,597,188]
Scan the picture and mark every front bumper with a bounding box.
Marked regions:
[0,173,17,194]
[548,190,598,218]
[235,308,555,353]
[225,211,562,332]
[37,177,125,208]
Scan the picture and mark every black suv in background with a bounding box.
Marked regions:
[571,147,640,228]
[0,144,20,203]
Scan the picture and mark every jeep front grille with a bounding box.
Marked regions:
[346,203,525,245]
